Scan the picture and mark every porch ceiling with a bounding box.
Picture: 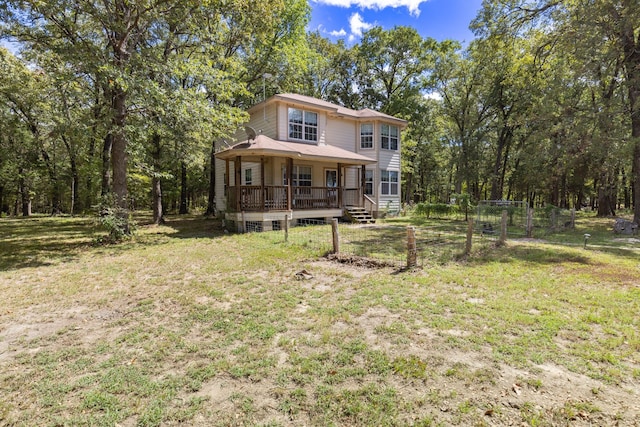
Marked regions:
[215,134,376,165]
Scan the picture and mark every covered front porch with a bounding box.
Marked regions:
[215,134,376,232]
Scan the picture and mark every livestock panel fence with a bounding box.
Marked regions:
[245,217,495,268]
[236,203,577,268]
[476,201,575,238]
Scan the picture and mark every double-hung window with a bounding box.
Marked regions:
[292,165,312,187]
[288,108,318,142]
[364,170,374,195]
[381,124,399,150]
[381,170,399,195]
[360,123,373,149]
[244,168,252,185]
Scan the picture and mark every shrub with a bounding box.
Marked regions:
[413,202,458,218]
[95,195,136,242]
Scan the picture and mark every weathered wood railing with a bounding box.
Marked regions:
[227,185,363,211]
[292,186,339,209]
[343,188,362,206]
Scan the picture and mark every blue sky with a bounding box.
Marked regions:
[308,0,484,43]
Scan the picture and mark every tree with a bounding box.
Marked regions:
[472,0,640,220]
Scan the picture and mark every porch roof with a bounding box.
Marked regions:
[215,134,376,165]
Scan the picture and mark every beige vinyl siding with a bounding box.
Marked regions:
[344,166,359,188]
[377,125,401,211]
[235,104,277,141]
[324,117,356,151]
[214,152,235,213]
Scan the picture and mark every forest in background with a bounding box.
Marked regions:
[1,0,639,227]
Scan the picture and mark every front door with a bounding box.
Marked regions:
[326,169,337,206]
[326,169,337,187]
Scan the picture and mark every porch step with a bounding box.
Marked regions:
[344,206,375,224]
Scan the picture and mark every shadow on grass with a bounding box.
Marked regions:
[0,214,226,271]
[0,216,100,271]
[472,244,593,265]
[137,214,225,240]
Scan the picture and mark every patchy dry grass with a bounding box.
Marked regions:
[0,213,639,426]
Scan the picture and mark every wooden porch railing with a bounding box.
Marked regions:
[227,185,357,212]
[343,188,362,206]
[292,186,339,209]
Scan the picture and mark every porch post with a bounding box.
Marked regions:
[235,156,242,211]
[260,156,265,211]
[337,163,343,207]
[361,164,366,207]
[225,158,230,209]
[286,157,293,210]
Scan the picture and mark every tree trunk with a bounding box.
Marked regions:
[111,88,128,209]
[151,132,164,225]
[619,3,640,223]
[404,171,413,204]
[490,133,509,200]
[19,170,31,217]
[62,135,79,214]
[179,161,188,214]
[205,141,216,216]
[597,172,616,217]
[101,132,112,196]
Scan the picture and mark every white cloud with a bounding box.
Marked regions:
[349,12,373,37]
[313,0,426,17]
[329,28,348,37]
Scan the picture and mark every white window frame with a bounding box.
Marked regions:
[244,168,252,185]
[381,170,399,195]
[288,108,318,143]
[364,169,374,195]
[381,124,399,151]
[285,165,312,187]
[360,123,373,149]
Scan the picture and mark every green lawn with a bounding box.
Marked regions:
[0,214,638,426]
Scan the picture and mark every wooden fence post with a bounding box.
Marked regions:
[526,208,533,238]
[571,209,576,229]
[465,218,473,255]
[499,210,508,245]
[332,218,340,254]
[407,226,417,268]
[284,214,289,242]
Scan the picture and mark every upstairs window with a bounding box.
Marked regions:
[288,108,318,142]
[360,123,373,149]
[381,124,399,150]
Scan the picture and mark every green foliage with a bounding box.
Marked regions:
[95,195,136,242]
[414,202,459,218]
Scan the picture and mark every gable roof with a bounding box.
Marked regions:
[215,134,376,165]
[249,93,407,127]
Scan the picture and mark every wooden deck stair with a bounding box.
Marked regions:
[344,206,375,224]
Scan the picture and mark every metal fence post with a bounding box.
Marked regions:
[407,226,417,268]
[332,218,340,254]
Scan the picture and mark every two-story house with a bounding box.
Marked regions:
[215,93,406,232]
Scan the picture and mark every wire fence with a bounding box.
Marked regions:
[244,218,498,268]
[477,201,575,238]
[238,208,636,268]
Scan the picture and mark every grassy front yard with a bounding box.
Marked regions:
[0,214,638,426]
